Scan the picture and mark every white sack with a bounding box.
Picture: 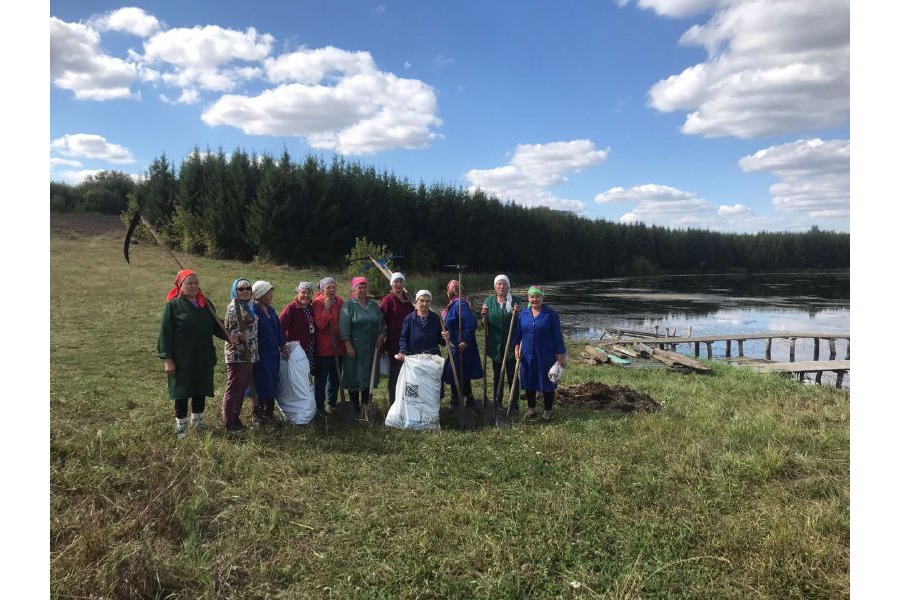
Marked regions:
[385,354,444,431]
[276,341,316,425]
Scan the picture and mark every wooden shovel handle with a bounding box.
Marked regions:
[496,304,520,401]
[439,311,464,401]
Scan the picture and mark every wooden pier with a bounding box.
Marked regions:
[597,332,850,388]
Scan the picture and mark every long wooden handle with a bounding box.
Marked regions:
[368,256,413,303]
[439,312,463,401]
[368,340,380,400]
[329,321,346,403]
[495,305,520,401]
[506,355,522,417]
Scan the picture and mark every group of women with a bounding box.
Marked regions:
[158,269,567,437]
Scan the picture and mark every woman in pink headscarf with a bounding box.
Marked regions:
[338,277,386,413]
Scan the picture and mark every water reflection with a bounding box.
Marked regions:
[522,272,850,387]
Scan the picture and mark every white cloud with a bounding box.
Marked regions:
[50,133,135,164]
[595,183,720,227]
[49,157,82,168]
[56,169,107,184]
[717,203,749,215]
[203,47,442,154]
[159,89,200,105]
[90,7,161,37]
[642,0,849,138]
[50,17,138,100]
[619,0,720,18]
[465,140,609,212]
[140,25,274,92]
[739,138,849,218]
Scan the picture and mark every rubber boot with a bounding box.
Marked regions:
[190,412,205,432]
[174,416,190,438]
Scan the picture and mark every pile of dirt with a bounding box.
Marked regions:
[555,381,660,413]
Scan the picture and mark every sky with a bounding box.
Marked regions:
[48,0,851,233]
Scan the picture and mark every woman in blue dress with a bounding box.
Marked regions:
[441,280,483,409]
[251,280,289,424]
[513,285,567,421]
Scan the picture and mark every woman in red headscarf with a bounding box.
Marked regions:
[158,269,233,437]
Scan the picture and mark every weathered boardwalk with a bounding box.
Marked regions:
[600,332,850,387]
[602,332,850,360]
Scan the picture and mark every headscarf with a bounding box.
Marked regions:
[390,272,405,284]
[315,276,339,303]
[253,280,274,299]
[294,281,313,294]
[528,285,545,296]
[166,269,206,307]
[443,280,470,319]
[351,276,368,298]
[415,289,432,301]
[231,277,254,315]
[494,274,512,312]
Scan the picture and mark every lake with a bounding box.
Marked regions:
[534,272,850,386]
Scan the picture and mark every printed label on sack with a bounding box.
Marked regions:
[404,383,419,398]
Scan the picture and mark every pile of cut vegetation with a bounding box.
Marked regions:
[555,381,660,413]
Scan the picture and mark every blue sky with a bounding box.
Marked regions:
[49,0,850,233]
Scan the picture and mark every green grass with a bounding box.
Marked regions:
[50,229,849,599]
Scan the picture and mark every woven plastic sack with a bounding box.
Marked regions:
[384,354,444,431]
[276,341,316,424]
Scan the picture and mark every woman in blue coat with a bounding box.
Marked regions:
[514,286,567,421]
[441,280,484,409]
[251,280,289,424]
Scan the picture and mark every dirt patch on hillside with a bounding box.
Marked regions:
[51,212,125,236]
[556,382,661,413]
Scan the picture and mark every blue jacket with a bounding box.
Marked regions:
[441,298,484,384]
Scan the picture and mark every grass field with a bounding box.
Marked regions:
[50,224,849,599]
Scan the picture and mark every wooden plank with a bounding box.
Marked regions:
[611,344,640,359]
[583,345,608,364]
[738,339,744,357]
[749,360,850,374]
[726,339,731,357]
[814,338,820,360]
[766,338,772,360]
[705,341,713,360]
[634,342,656,357]
[651,348,711,373]
[648,350,678,368]
[829,339,837,360]
[790,338,796,362]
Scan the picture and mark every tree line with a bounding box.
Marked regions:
[50,148,850,279]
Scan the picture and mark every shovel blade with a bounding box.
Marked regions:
[363,402,380,426]
[335,401,356,424]
[493,405,512,429]
[483,399,496,425]
[456,405,476,431]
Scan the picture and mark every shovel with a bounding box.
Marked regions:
[363,342,382,426]
[330,322,355,424]
[491,303,520,429]
[507,352,522,422]
[440,312,474,431]
[481,307,494,424]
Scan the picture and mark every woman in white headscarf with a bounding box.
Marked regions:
[480,274,523,411]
